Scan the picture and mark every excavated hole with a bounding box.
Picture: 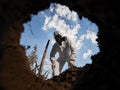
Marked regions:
[20,3,100,80]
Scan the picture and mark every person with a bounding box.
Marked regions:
[50,31,77,76]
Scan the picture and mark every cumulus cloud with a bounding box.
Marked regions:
[44,58,52,65]
[50,39,55,45]
[42,3,82,50]
[83,50,92,59]
[42,3,98,51]
[43,59,52,71]
[43,65,51,71]
[42,15,52,30]
[80,30,98,44]
[54,3,78,21]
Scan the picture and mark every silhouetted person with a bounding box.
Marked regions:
[50,31,77,76]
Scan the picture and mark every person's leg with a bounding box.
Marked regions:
[52,60,60,76]
[58,59,66,73]
[68,60,75,68]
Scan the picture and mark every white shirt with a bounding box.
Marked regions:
[50,38,76,62]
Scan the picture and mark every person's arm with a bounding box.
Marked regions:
[68,39,77,66]
[50,43,58,63]
[69,40,77,61]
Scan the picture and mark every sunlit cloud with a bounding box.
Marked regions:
[50,39,55,45]
[42,15,52,30]
[43,65,51,71]
[79,30,98,44]
[45,58,52,65]
[42,3,82,51]
[43,59,52,71]
[83,49,92,59]
[54,3,78,21]
[85,30,98,44]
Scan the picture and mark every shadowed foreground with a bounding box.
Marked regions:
[0,0,120,90]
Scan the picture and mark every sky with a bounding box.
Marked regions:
[20,3,99,79]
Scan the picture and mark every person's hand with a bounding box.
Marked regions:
[51,61,56,69]
[69,59,75,66]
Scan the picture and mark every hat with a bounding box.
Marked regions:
[54,31,61,36]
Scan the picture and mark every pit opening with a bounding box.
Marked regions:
[20,3,99,80]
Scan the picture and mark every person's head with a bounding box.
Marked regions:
[54,31,62,43]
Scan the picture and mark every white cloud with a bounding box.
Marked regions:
[44,16,51,27]
[42,15,52,30]
[46,73,52,79]
[55,4,78,21]
[45,58,52,65]
[42,3,82,51]
[55,4,71,17]
[50,39,55,45]
[67,11,77,21]
[86,30,98,44]
[79,30,98,44]
[43,65,51,71]
[83,49,92,59]
[42,3,98,53]
[43,58,52,71]
[50,4,54,12]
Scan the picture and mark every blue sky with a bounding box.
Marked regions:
[20,3,99,79]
